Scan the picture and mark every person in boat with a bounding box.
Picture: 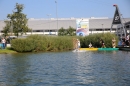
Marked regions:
[100,39,106,48]
[112,37,116,48]
[125,34,129,46]
[122,37,126,46]
[89,42,92,48]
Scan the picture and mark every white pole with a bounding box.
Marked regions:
[55,1,58,35]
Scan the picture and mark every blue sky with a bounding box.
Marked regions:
[0,0,130,20]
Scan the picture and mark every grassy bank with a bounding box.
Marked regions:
[0,48,17,54]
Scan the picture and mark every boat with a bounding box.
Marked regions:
[80,48,119,51]
[98,48,119,51]
[117,46,130,51]
[80,48,98,51]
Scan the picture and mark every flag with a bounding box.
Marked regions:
[112,6,121,24]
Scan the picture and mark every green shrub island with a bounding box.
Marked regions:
[10,33,118,52]
[79,33,118,48]
[11,35,74,52]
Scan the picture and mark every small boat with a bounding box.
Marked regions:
[117,46,130,51]
[80,48,98,51]
[98,48,119,51]
[80,48,119,51]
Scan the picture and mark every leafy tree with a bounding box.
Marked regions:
[67,26,76,36]
[3,3,30,37]
[58,27,67,36]
[2,20,10,36]
[58,26,76,36]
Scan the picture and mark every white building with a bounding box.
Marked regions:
[0,17,130,36]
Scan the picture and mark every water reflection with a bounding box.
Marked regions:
[75,52,95,85]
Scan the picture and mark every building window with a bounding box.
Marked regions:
[50,30,55,32]
[33,30,43,32]
[45,30,49,32]
[105,29,110,31]
[96,29,102,31]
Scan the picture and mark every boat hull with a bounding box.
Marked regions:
[80,48,98,51]
[117,46,130,51]
[98,48,119,51]
[80,48,119,51]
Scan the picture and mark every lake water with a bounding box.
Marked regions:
[0,51,130,86]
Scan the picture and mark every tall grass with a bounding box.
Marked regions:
[11,35,74,52]
[11,33,118,52]
[79,33,118,48]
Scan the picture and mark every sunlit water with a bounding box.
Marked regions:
[0,51,130,86]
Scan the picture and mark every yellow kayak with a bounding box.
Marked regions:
[80,48,98,51]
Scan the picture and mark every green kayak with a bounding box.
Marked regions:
[98,48,119,51]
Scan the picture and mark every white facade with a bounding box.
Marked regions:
[0,17,130,36]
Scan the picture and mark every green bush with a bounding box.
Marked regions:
[10,33,119,52]
[27,35,48,52]
[11,38,35,52]
[11,35,74,52]
[79,33,118,48]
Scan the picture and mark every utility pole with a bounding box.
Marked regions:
[55,1,58,35]
[102,24,104,33]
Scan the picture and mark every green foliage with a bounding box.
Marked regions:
[58,26,76,36]
[10,33,118,52]
[3,3,30,37]
[67,26,76,36]
[79,33,118,48]
[58,27,66,36]
[27,35,48,51]
[2,21,10,36]
[11,35,74,52]
[11,38,35,52]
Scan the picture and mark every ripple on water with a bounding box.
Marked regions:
[0,51,130,85]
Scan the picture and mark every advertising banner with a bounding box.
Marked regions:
[76,19,89,36]
[112,6,121,24]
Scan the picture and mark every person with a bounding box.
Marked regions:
[1,38,6,49]
[122,37,126,46]
[77,39,80,50]
[112,37,116,48]
[125,34,129,46]
[100,39,106,48]
[89,42,92,48]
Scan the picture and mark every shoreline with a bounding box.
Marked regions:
[0,49,17,54]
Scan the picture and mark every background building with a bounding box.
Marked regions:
[0,17,130,36]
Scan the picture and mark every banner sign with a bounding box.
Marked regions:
[112,7,121,24]
[76,19,89,36]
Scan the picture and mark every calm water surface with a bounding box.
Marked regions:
[0,51,130,86]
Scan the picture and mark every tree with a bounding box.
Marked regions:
[58,26,76,36]
[66,26,76,36]
[58,27,67,36]
[2,20,10,36]
[3,3,30,37]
